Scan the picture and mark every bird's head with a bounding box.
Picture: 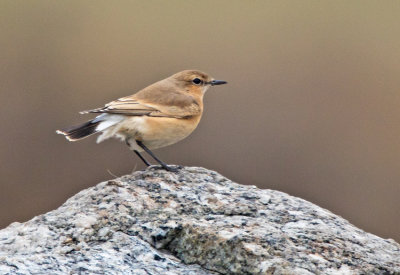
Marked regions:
[171,70,227,95]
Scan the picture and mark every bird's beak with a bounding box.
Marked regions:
[209,80,227,86]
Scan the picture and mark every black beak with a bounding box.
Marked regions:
[210,80,227,86]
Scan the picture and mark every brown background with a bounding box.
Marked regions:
[1,1,399,242]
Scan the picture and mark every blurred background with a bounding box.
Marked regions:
[0,1,399,242]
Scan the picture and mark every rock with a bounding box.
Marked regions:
[0,166,399,274]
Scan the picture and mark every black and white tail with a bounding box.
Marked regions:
[56,120,100,141]
[57,114,124,142]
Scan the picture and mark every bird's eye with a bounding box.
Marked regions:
[192,78,202,85]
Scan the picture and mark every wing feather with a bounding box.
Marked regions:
[80,87,201,119]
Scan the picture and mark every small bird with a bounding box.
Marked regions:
[57,70,227,171]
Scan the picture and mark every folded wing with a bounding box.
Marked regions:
[81,91,201,119]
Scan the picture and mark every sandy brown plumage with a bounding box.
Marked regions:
[57,70,227,171]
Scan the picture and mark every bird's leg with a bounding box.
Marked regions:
[135,140,178,172]
[134,150,151,166]
[126,139,151,166]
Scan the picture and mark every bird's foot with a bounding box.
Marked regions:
[149,164,182,172]
[164,165,181,172]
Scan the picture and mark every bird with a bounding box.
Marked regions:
[56,70,227,172]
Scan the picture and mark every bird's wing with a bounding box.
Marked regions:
[81,87,201,119]
[81,96,157,116]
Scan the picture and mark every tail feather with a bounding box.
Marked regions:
[56,120,100,141]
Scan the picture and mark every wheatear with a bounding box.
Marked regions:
[57,70,227,171]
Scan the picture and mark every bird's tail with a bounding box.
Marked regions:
[56,120,100,141]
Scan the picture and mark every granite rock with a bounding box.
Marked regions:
[0,166,399,274]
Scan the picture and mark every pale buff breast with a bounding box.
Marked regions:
[115,115,202,150]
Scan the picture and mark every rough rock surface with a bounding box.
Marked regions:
[0,166,399,275]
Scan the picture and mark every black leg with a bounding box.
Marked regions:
[134,150,151,166]
[126,138,151,166]
[136,140,178,172]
